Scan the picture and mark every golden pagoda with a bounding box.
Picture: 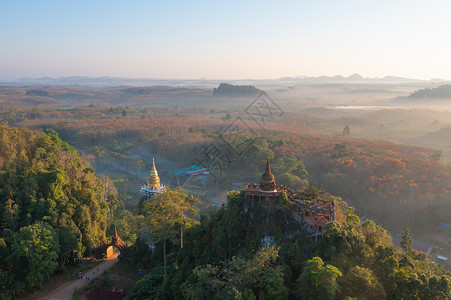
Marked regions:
[140,158,165,199]
[148,158,161,189]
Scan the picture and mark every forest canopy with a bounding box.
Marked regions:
[0,124,113,289]
[128,190,451,299]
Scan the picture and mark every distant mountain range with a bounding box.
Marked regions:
[0,76,214,88]
[0,74,448,88]
[280,73,447,83]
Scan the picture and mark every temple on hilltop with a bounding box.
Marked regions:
[244,157,295,202]
[140,158,166,199]
[292,199,335,239]
[243,158,334,239]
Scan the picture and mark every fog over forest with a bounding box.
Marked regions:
[3,1,451,299]
[3,72,451,299]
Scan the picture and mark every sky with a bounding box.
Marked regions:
[1,0,450,80]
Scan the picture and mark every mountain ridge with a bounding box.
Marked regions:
[1,74,448,88]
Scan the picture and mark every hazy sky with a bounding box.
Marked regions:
[1,0,450,80]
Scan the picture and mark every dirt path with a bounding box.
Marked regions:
[39,253,120,300]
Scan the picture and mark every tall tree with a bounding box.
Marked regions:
[171,189,201,249]
[297,256,342,300]
[10,222,60,288]
[183,245,288,299]
[141,188,199,280]
[340,265,386,299]
[401,229,413,252]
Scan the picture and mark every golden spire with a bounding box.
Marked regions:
[148,158,161,189]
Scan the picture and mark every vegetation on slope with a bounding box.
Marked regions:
[0,124,117,294]
[128,190,451,299]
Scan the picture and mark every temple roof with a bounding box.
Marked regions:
[148,158,161,189]
[261,157,275,183]
[259,157,277,192]
[293,199,335,218]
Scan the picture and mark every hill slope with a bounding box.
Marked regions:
[0,124,114,291]
[128,190,451,299]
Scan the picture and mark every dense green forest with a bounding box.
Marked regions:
[0,124,118,296]
[128,189,451,300]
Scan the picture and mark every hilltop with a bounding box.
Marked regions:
[402,84,451,99]
[213,83,262,97]
[0,125,119,294]
[128,187,451,299]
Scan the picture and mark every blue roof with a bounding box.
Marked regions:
[174,165,202,175]
[438,222,451,229]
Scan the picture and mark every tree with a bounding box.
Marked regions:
[56,226,83,267]
[115,194,131,212]
[343,125,351,136]
[400,229,413,252]
[297,256,342,300]
[112,209,138,245]
[134,158,145,180]
[10,222,60,288]
[361,220,392,248]
[141,188,199,280]
[172,189,201,249]
[1,199,19,231]
[277,190,292,209]
[182,245,288,300]
[425,276,451,299]
[373,245,399,282]
[387,267,422,299]
[244,144,274,171]
[0,273,25,300]
[278,173,308,190]
[223,112,232,121]
[340,266,386,299]
[128,269,164,299]
[430,150,442,162]
[272,157,308,178]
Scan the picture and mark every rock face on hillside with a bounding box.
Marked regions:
[213,83,262,97]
